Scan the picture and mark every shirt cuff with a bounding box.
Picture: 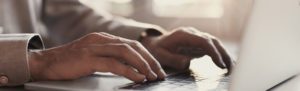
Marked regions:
[106,18,165,40]
[0,34,44,86]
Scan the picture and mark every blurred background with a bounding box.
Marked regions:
[79,0,253,42]
[78,0,255,64]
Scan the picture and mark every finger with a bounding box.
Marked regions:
[128,42,167,80]
[99,32,167,80]
[88,44,158,81]
[204,39,226,69]
[172,29,226,69]
[93,57,146,83]
[212,39,234,75]
[157,47,192,70]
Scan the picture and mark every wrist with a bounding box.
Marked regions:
[138,27,159,46]
[139,28,165,45]
[139,27,165,40]
[28,50,47,81]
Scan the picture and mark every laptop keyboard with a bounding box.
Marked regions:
[120,70,230,91]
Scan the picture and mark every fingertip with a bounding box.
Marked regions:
[135,74,146,83]
[146,71,158,81]
[220,64,226,69]
[216,57,227,69]
[157,69,167,80]
[212,56,226,69]
[224,70,231,76]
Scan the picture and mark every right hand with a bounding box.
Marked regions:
[28,32,166,83]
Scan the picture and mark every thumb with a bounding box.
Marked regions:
[157,47,192,70]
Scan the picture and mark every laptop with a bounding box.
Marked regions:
[25,0,300,91]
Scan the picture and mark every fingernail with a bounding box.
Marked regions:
[136,74,146,83]
[158,69,167,80]
[220,61,226,69]
[147,71,158,81]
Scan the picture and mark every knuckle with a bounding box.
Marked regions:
[177,27,187,31]
[205,33,217,40]
[173,27,194,35]
[140,62,148,68]
[131,40,141,45]
[211,36,220,43]
[174,28,186,34]
[98,32,108,35]
[112,37,122,42]
[86,32,102,39]
[129,40,142,48]
[199,33,212,41]
[118,43,131,50]
[89,32,100,36]
[148,61,160,72]
[182,26,195,29]
[131,60,149,73]
[174,27,199,35]
[139,62,150,73]
[117,43,133,54]
[80,33,109,44]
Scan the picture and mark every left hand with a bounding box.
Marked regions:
[141,27,234,75]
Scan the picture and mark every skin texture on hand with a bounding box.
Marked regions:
[28,32,166,83]
[141,27,235,75]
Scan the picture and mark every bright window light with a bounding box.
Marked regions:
[108,0,132,4]
[79,0,133,16]
[153,0,224,18]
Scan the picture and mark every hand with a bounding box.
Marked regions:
[141,27,234,75]
[29,32,166,83]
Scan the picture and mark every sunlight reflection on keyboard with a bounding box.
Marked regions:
[120,56,230,91]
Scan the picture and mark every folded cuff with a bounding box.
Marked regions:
[0,34,44,86]
[106,18,165,40]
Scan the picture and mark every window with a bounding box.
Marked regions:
[79,0,245,39]
[153,0,224,18]
[79,0,133,16]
